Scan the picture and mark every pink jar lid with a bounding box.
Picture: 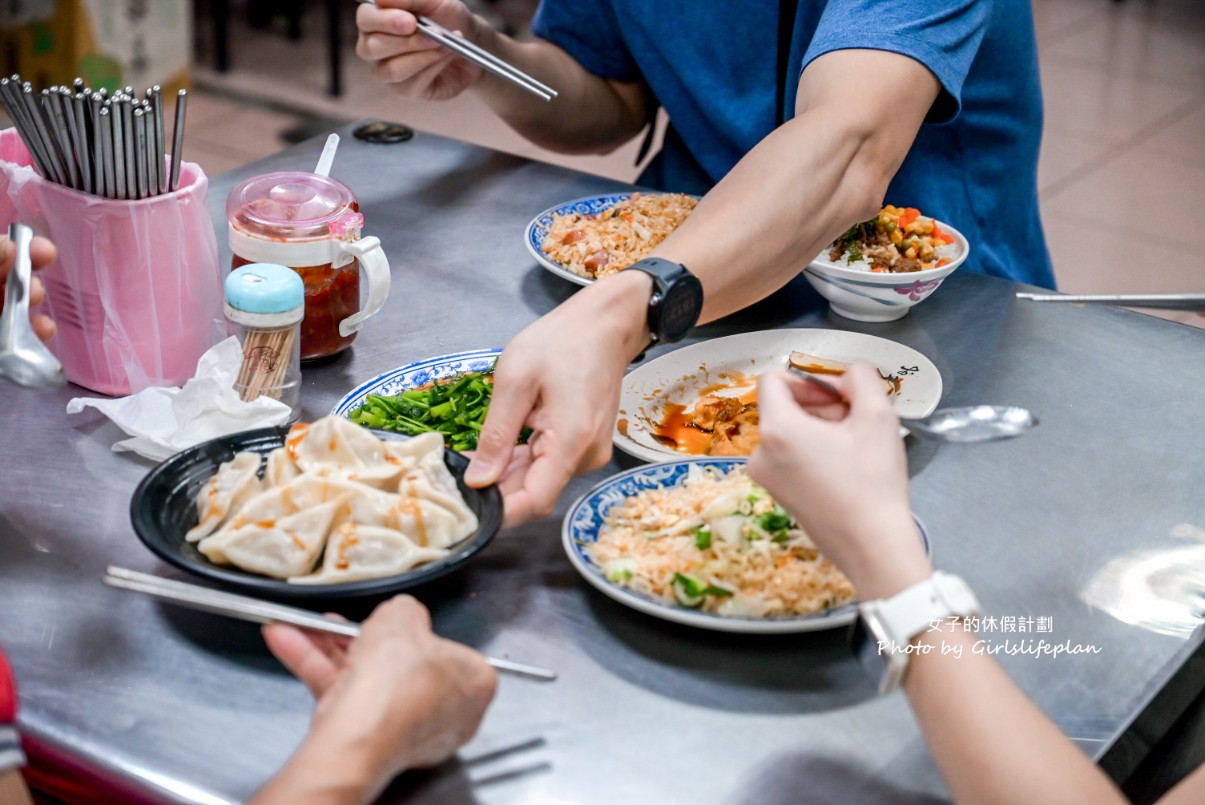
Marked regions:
[227,172,359,240]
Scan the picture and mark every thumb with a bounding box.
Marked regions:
[845,364,895,416]
[466,373,536,487]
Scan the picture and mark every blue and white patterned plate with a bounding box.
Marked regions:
[332,349,503,417]
[524,193,635,286]
[563,458,930,634]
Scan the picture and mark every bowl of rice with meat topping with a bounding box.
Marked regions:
[805,205,969,323]
[563,458,929,633]
[528,192,698,283]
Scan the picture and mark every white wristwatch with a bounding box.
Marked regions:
[851,571,981,695]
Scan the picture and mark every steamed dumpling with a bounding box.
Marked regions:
[216,474,470,551]
[381,431,445,466]
[198,496,346,578]
[185,453,263,543]
[264,447,300,487]
[290,522,448,584]
[397,467,477,545]
[186,416,480,585]
[286,417,407,489]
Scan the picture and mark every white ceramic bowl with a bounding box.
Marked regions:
[804,221,969,322]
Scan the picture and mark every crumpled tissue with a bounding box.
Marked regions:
[66,336,293,461]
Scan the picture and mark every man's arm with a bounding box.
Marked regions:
[653,47,941,321]
[468,48,945,522]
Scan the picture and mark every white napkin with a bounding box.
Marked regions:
[66,337,293,461]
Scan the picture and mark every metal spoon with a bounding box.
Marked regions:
[0,223,66,388]
[787,368,1035,443]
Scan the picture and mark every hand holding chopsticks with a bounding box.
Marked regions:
[103,566,556,681]
[354,0,556,101]
[109,567,510,797]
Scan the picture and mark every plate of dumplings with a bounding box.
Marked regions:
[129,416,503,598]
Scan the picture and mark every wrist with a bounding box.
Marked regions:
[274,723,402,804]
[582,269,655,361]
[842,513,934,600]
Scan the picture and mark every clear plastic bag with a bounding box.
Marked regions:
[0,128,226,395]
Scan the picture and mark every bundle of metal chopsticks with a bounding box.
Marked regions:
[0,74,187,200]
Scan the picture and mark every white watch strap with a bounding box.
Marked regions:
[863,571,981,649]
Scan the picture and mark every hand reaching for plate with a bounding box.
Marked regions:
[466,271,653,526]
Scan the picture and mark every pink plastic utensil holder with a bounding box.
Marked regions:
[0,128,227,395]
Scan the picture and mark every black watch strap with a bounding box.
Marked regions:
[626,258,704,353]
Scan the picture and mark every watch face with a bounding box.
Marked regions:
[657,274,704,342]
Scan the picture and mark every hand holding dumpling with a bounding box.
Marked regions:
[251,595,496,804]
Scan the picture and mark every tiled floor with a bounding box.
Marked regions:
[7,0,1204,326]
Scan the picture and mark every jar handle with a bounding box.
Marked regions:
[336,236,391,336]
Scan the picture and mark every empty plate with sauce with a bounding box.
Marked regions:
[613,328,942,464]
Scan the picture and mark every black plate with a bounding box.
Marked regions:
[129,426,503,599]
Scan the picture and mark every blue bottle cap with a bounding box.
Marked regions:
[225,263,305,315]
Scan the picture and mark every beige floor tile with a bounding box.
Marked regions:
[1037,129,1116,193]
[1138,97,1205,169]
[187,93,298,151]
[1042,1,1205,90]
[1033,0,1109,46]
[187,141,264,178]
[1043,212,1204,294]
[1041,211,1204,329]
[1041,149,1205,251]
[1039,59,1198,144]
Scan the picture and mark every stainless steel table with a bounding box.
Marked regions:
[3,123,1204,804]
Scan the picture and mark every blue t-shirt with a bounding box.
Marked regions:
[532,0,1055,288]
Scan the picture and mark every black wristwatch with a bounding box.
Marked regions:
[626,257,704,349]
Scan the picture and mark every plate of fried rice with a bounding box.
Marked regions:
[525,192,698,285]
[563,458,929,633]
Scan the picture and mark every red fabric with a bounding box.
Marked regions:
[0,647,16,725]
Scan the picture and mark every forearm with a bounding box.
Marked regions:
[651,105,889,324]
[904,628,1124,804]
[249,730,395,805]
[464,21,647,153]
[0,771,33,805]
[644,48,937,324]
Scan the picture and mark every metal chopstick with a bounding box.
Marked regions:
[44,89,80,189]
[169,89,186,191]
[0,79,50,178]
[354,0,555,101]
[72,92,92,195]
[133,106,148,199]
[149,86,166,193]
[23,85,68,186]
[110,100,126,199]
[120,96,137,199]
[98,106,114,199]
[1016,292,1205,312]
[102,566,558,682]
[416,17,555,100]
